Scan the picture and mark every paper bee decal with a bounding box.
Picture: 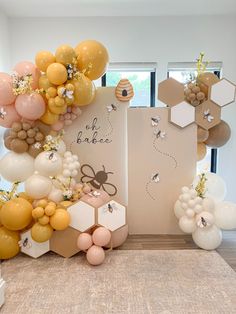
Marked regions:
[154,129,166,139]
[18,237,32,249]
[81,164,117,196]
[197,216,210,228]
[151,173,160,183]
[106,104,117,112]
[115,79,134,102]
[103,202,119,214]
[0,107,6,120]
[203,109,214,123]
[151,116,161,127]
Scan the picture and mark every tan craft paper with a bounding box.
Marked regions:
[128,107,197,234]
[63,87,129,205]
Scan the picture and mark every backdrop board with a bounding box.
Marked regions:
[128,107,197,234]
[63,87,129,206]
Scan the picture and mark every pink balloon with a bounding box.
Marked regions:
[77,233,93,251]
[51,120,64,131]
[0,104,21,128]
[86,245,105,266]
[92,227,111,247]
[13,61,40,89]
[0,73,16,105]
[15,93,45,120]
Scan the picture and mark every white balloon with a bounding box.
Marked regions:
[35,151,63,177]
[202,197,215,213]
[196,211,214,228]
[182,193,191,202]
[63,169,71,177]
[179,216,196,234]
[214,201,236,230]
[64,151,72,158]
[193,172,226,202]
[189,189,197,198]
[25,174,52,199]
[71,169,78,177]
[188,200,195,208]
[48,187,63,203]
[0,152,34,182]
[181,202,188,210]
[56,139,66,156]
[192,225,222,250]
[194,204,203,214]
[174,200,185,219]
[186,209,195,218]
[181,186,189,194]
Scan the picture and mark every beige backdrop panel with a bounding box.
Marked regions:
[128,107,197,234]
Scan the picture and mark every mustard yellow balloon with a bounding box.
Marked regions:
[55,44,76,65]
[0,198,33,231]
[0,227,20,259]
[31,222,53,243]
[39,75,54,91]
[48,99,67,115]
[35,50,55,72]
[75,40,109,80]
[40,108,59,125]
[50,209,70,230]
[72,76,96,106]
[46,63,68,85]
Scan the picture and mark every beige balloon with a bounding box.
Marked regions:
[197,142,207,161]
[197,126,209,143]
[205,120,231,148]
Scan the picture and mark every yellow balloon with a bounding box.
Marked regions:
[40,108,59,125]
[31,222,53,243]
[46,63,68,85]
[39,75,54,91]
[59,201,73,208]
[35,50,55,72]
[0,227,20,259]
[48,99,67,115]
[75,40,109,80]
[55,44,76,65]
[72,75,96,106]
[0,198,33,231]
[197,142,207,161]
[50,209,70,230]
[18,192,34,204]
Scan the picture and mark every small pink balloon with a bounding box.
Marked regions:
[71,113,77,120]
[15,93,45,120]
[0,73,16,105]
[13,61,40,89]
[86,245,105,266]
[51,120,64,131]
[64,113,71,120]
[64,119,72,126]
[77,233,93,251]
[59,115,65,121]
[0,104,21,128]
[92,227,111,247]
[72,106,81,115]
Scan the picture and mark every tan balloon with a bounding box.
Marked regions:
[35,50,55,72]
[205,120,231,148]
[197,72,219,97]
[197,126,209,143]
[197,142,207,161]
[55,44,76,65]
[75,40,109,80]
[72,76,96,106]
[10,138,28,153]
[46,63,68,86]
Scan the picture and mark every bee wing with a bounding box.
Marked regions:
[160,132,166,138]
[106,105,112,112]
[204,109,210,115]
[80,164,96,182]
[209,115,214,122]
[102,182,117,196]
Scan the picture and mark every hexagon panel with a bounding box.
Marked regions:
[195,100,221,130]
[20,229,49,258]
[210,78,236,107]
[50,226,80,258]
[158,78,185,107]
[97,201,126,232]
[67,201,95,232]
[170,101,195,128]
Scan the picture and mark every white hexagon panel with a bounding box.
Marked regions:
[97,201,126,232]
[67,201,95,232]
[170,101,195,128]
[210,78,236,107]
[20,230,49,258]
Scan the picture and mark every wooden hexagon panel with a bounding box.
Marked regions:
[20,230,49,259]
[50,227,80,258]
[97,201,126,231]
[210,78,236,107]
[170,101,195,128]
[67,201,95,232]
[158,78,185,106]
[195,100,221,130]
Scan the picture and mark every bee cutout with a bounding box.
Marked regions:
[0,107,6,119]
[203,109,214,123]
[88,190,101,198]
[46,151,57,162]
[81,164,117,196]
[19,237,32,249]
[103,202,118,214]
[151,116,161,127]
[151,173,160,183]
[106,104,117,113]
[197,216,209,228]
[154,129,166,139]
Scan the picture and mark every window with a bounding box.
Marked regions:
[167,62,222,173]
[101,63,157,107]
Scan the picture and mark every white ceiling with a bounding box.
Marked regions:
[0,0,236,17]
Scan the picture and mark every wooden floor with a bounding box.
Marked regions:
[118,230,236,271]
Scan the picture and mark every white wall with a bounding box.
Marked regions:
[5,16,236,201]
[0,11,10,71]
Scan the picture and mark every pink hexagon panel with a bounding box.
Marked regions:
[195,100,221,130]
[170,101,195,128]
[67,201,95,232]
[97,201,126,232]
[20,230,49,258]
[158,78,185,107]
[210,78,236,107]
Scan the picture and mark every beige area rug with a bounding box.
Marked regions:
[1,250,236,314]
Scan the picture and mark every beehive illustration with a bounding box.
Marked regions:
[115,79,134,102]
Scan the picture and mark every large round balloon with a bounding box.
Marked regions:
[197,72,219,96]
[72,76,96,106]
[197,126,209,143]
[192,225,222,250]
[197,143,207,161]
[0,227,20,259]
[174,200,185,219]
[50,209,70,230]
[15,93,46,120]
[46,63,67,85]
[0,72,16,105]
[25,174,52,199]
[86,245,105,266]
[13,61,40,89]
[55,44,76,65]
[0,152,34,182]
[0,198,33,231]
[193,172,226,202]
[214,201,236,230]
[35,50,55,72]
[75,40,109,80]
[34,151,63,177]
[205,120,231,148]
[0,104,21,128]
[179,216,196,234]
[31,222,53,242]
